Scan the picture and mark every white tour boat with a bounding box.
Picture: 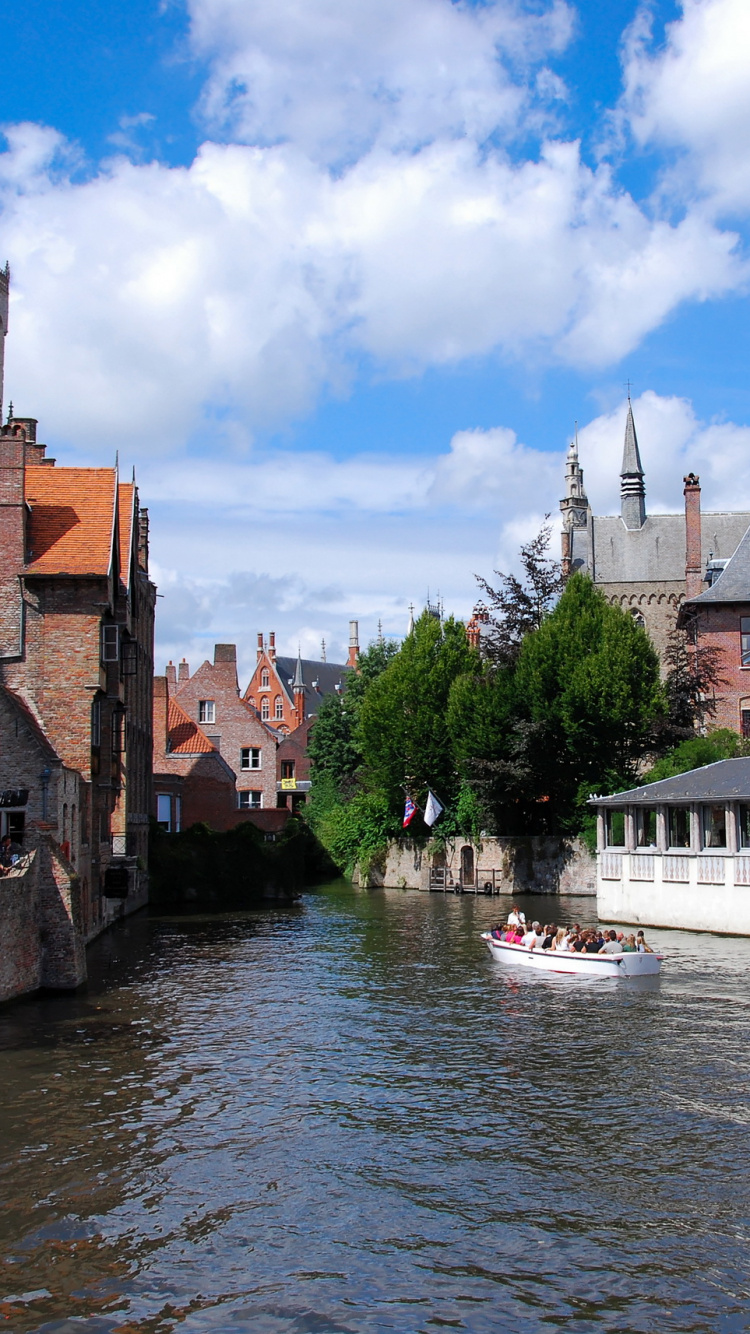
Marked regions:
[481,932,662,977]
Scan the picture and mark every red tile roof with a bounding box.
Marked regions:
[25,467,117,577]
[168,699,215,755]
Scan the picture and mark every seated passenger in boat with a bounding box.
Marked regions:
[622,935,637,952]
[583,930,602,953]
[542,924,557,949]
[522,922,545,949]
[552,928,567,951]
[599,930,623,954]
[636,931,654,954]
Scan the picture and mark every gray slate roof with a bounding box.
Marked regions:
[590,758,750,807]
[686,522,750,605]
[275,656,352,718]
[580,512,750,584]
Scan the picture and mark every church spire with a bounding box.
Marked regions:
[620,398,646,530]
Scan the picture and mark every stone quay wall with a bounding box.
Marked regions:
[353,836,596,897]
[0,838,87,1004]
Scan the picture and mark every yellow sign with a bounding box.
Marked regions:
[281,777,297,791]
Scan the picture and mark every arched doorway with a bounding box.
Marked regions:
[460,845,474,887]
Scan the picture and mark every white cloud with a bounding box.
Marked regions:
[189,0,574,165]
[621,0,750,214]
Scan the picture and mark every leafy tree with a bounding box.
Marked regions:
[358,612,478,816]
[641,728,750,784]
[308,638,400,795]
[661,614,727,740]
[511,574,665,830]
[475,519,565,666]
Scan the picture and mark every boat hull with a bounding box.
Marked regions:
[481,933,662,977]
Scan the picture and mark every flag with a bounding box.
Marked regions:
[403,797,417,827]
[424,790,444,827]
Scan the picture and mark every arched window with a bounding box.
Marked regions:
[630,608,645,629]
[275,696,284,720]
[261,669,270,689]
[261,697,270,721]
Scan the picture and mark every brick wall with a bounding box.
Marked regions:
[691,604,750,733]
[174,645,278,810]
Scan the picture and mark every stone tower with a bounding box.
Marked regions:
[560,428,590,576]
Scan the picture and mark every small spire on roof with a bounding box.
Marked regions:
[7,400,13,424]
[377,618,384,645]
[620,397,646,531]
[407,603,415,635]
[321,637,326,662]
[293,646,304,689]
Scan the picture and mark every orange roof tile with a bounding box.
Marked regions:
[118,482,135,590]
[25,466,117,577]
[168,699,215,754]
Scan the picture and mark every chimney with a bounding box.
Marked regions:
[269,631,276,662]
[0,434,26,656]
[138,507,149,572]
[153,676,170,755]
[214,643,239,691]
[257,632,264,662]
[684,474,702,599]
[178,658,190,684]
[347,619,360,668]
[166,661,177,689]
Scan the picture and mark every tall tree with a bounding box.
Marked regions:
[475,519,565,666]
[308,638,399,796]
[358,612,478,815]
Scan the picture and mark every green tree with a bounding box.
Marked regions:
[642,728,750,784]
[512,574,665,830]
[358,612,478,816]
[308,638,400,795]
[475,519,565,666]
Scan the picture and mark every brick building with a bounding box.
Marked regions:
[276,718,313,811]
[170,643,278,811]
[245,623,358,733]
[561,403,750,662]
[153,675,238,832]
[678,522,750,736]
[0,414,156,953]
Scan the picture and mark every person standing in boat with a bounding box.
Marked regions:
[507,905,525,927]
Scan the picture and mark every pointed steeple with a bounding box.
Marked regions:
[407,603,415,636]
[560,422,589,533]
[620,398,646,530]
[293,647,304,689]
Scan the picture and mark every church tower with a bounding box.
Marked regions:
[620,398,646,530]
[560,428,590,576]
[0,264,8,424]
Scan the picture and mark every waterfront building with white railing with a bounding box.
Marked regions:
[590,758,750,934]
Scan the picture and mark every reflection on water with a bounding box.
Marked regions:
[1,886,750,1333]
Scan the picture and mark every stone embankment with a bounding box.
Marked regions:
[0,838,87,1002]
[353,835,596,896]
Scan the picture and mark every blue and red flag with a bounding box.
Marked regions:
[403,797,417,827]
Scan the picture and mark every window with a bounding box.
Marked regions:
[91,697,102,748]
[241,747,261,770]
[630,608,646,629]
[261,669,270,689]
[668,807,691,849]
[101,624,119,662]
[605,810,625,847]
[281,761,295,780]
[743,710,750,739]
[121,639,138,676]
[702,804,727,849]
[157,794,171,831]
[739,805,750,849]
[636,808,656,847]
[742,618,750,666]
[261,698,270,721]
[199,700,215,724]
[274,695,284,720]
[111,706,126,754]
[239,791,262,809]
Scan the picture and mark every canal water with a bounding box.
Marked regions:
[2,884,750,1334]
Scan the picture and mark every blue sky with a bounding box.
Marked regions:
[2,0,750,676]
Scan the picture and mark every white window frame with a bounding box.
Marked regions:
[198,700,216,724]
[261,669,270,689]
[238,791,262,809]
[261,698,270,721]
[274,696,284,720]
[241,747,261,770]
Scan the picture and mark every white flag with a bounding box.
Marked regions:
[424,790,444,827]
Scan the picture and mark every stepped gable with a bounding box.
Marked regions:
[25,466,118,576]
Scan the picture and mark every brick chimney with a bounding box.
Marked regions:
[257,632,264,662]
[153,675,170,754]
[213,643,238,691]
[347,620,360,668]
[269,631,276,662]
[166,661,177,689]
[0,434,26,656]
[684,473,702,599]
[178,658,190,684]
